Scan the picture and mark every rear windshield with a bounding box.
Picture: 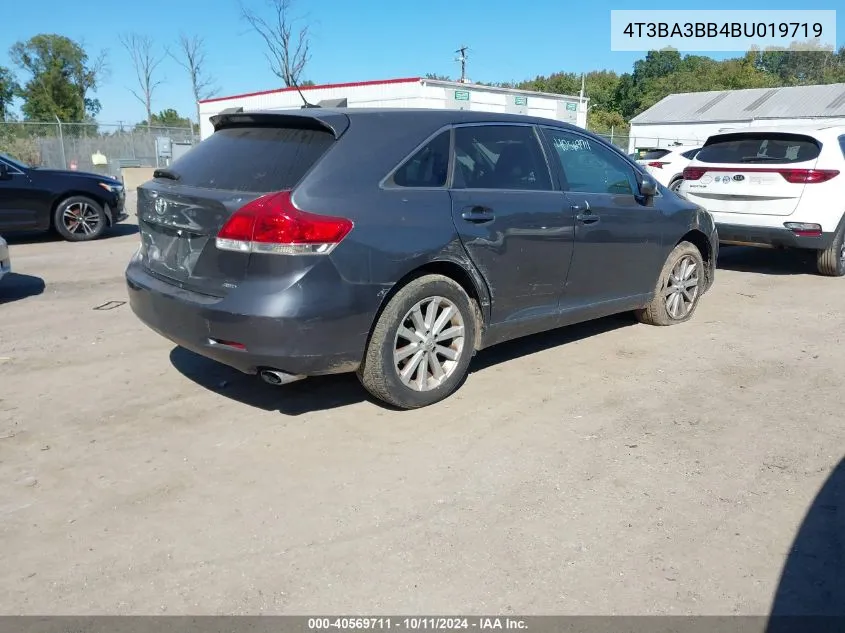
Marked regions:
[696,133,820,165]
[639,149,671,160]
[165,126,335,192]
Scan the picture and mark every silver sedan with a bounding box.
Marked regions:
[0,235,10,282]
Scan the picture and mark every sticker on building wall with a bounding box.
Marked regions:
[566,102,578,112]
[514,96,528,106]
[454,90,470,101]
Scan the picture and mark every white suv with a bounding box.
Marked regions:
[637,146,701,192]
[679,125,845,276]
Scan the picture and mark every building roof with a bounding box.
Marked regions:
[420,78,583,102]
[201,76,585,105]
[630,83,845,125]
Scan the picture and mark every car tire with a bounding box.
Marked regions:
[54,196,107,242]
[816,222,845,277]
[357,274,478,409]
[635,241,705,326]
[669,178,683,193]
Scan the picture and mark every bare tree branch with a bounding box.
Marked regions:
[168,34,219,130]
[74,39,109,120]
[119,32,165,131]
[241,0,311,87]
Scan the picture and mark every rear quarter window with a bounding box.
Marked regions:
[839,135,845,158]
[392,130,450,188]
[696,133,821,165]
[166,126,335,192]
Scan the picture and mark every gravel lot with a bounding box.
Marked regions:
[1,193,843,615]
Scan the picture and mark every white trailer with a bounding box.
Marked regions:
[198,77,588,140]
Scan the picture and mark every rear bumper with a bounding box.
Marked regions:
[716,223,835,250]
[125,254,375,377]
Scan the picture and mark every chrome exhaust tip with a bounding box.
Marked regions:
[259,369,306,386]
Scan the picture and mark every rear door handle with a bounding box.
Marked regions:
[461,205,495,224]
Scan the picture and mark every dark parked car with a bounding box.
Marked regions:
[0,153,127,241]
[126,108,718,409]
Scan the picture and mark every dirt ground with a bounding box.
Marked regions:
[1,192,843,616]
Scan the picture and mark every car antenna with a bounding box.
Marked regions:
[291,78,319,109]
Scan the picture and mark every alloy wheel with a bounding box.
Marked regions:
[393,296,466,392]
[663,255,700,319]
[62,202,101,236]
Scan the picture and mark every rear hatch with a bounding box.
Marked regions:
[682,131,822,216]
[635,148,671,168]
[137,123,336,296]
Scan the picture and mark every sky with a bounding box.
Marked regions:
[3,0,844,125]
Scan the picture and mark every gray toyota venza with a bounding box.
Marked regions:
[126,108,718,409]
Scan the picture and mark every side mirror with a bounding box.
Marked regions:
[0,163,9,180]
[639,176,657,197]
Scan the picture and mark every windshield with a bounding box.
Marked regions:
[0,153,30,170]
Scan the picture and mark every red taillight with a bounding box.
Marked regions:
[647,161,667,169]
[682,167,706,180]
[779,169,840,184]
[216,191,353,256]
[784,222,823,237]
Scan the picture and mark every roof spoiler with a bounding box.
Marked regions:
[316,98,348,108]
[209,110,351,138]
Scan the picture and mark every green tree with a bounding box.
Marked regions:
[613,49,686,118]
[0,66,18,121]
[517,71,580,95]
[136,108,193,130]
[588,109,628,136]
[10,34,106,122]
[753,42,845,85]
[583,70,620,111]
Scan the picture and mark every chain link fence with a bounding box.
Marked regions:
[0,120,705,179]
[593,132,708,156]
[0,121,200,178]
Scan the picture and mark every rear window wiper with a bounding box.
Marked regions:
[739,155,784,162]
[153,168,181,180]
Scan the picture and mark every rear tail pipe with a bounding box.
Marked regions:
[259,369,306,386]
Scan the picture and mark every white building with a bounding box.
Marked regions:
[198,77,588,140]
[628,82,845,153]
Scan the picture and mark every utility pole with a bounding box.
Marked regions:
[455,46,469,83]
[54,115,67,169]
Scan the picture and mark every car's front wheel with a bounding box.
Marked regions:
[54,196,107,242]
[635,241,705,326]
[358,274,478,409]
